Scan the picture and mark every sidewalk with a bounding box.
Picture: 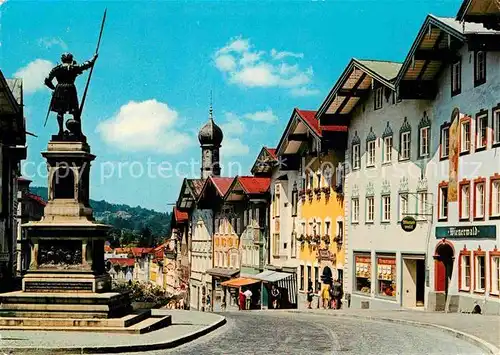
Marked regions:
[298,308,500,353]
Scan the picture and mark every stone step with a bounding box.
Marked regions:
[0,315,171,334]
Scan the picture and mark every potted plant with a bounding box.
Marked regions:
[333,235,343,245]
[296,234,305,243]
[321,186,330,195]
[313,235,321,244]
[305,234,313,244]
[322,234,330,244]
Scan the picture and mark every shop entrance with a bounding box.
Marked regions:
[402,256,425,308]
[434,241,455,296]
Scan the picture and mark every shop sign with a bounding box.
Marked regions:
[400,216,417,232]
[435,226,496,239]
[317,249,336,263]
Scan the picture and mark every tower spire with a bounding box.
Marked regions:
[209,90,213,121]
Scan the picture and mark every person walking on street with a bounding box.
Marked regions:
[244,288,253,310]
[332,279,343,310]
[239,289,245,310]
[306,281,314,309]
[271,285,281,309]
[321,284,330,309]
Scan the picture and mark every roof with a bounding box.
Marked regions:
[295,109,320,136]
[252,270,295,283]
[187,179,205,198]
[211,177,234,196]
[25,193,47,206]
[316,58,402,119]
[238,176,271,195]
[108,258,135,267]
[456,0,500,29]
[131,247,154,257]
[173,207,188,223]
[176,178,204,211]
[6,78,23,107]
[432,15,500,34]
[265,147,277,159]
[250,147,278,176]
[206,267,239,278]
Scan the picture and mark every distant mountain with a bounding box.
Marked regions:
[30,186,172,247]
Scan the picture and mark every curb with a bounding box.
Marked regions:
[0,315,227,354]
[290,310,499,355]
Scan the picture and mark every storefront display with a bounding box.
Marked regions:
[377,256,396,297]
[355,255,371,294]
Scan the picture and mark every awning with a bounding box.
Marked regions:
[253,270,293,283]
[206,268,239,278]
[221,277,260,288]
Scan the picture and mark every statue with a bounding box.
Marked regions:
[44,53,98,137]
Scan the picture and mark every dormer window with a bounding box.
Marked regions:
[374,87,383,110]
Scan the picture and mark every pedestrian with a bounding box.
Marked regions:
[206,294,211,312]
[306,281,314,309]
[239,289,245,310]
[332,279,343,310]
[271,285,281,309]
[321,284,330,309]
[244,288,253,310]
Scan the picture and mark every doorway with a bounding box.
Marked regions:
[402,256,425,308]
[434,241,455,296]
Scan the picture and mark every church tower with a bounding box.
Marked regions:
[198,103,223,179]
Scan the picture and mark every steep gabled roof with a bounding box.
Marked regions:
[176,178,204,211]
[250,146,278,176]
[225,176,271,201]
[197,176,234,203]
[173,207,188,224]
[316,58,401,119]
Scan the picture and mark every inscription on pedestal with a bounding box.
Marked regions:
[25,281,93,292]
[38,240,82,267]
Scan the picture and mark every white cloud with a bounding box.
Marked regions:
[14,59,54,94]
[213,37,317,95]
[97,99,193,154]
[244,109,278,123]
[38,37,68,50]
[290,87,321,97]
[220,113,245,135]
[271,48,304,60]
[221,137,250,157]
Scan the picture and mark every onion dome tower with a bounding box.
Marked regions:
[198,102,223,179]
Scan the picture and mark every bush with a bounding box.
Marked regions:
[113,280,173,306]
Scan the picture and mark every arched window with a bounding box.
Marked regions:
[53,167,75,199]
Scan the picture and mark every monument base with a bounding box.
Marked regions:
[22,272,111,293]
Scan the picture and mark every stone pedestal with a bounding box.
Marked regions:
[0,139,170,333]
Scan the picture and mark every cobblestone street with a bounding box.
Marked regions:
[153,311,485,355]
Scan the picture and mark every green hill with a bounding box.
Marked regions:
[30,186,172,247]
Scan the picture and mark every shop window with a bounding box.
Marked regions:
[451,59,461,96]
[459,181,471,221]
[382,195,391,223]
[377,256,396,298]
[491,176,500,218]
[399,193,408,221]
[314,266,320,293]
[352,143,360,170]
[355,255,371,294]
[474,179,486,220]
[383,136,393,163]
[475,252,486,292]
[351,198,359,224]
[300,265,304,290]
[438,183,448,221]
[474,51,486,87]
[374,87,383,110]
[493,108,500,147]
[459,251,471,291]
[460,118,471,154]
[476,113,488,151]
[440,125,450,159]
[491,253,500,295]
[366,196,374,223]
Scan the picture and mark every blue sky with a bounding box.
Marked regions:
[1,0,460,212]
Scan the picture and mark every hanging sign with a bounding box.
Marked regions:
[401,216,417,232]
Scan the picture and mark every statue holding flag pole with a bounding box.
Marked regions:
[44,9,107,140]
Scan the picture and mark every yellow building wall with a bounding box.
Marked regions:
[298,153,345,295]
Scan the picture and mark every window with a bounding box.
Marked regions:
[439,184,448,220]
[374,87,383,110]
[325,221,330,236]
[399,193,408,221]
[300,265,304,290]
[400,132,410,160]
[493,109,500,146]
[316,170,321,189]
[476,114,488,150]
[418,192,428,220]
[491,178,500,218]
[323,165,333,188]
[377,256,396,297]
[474,51,486,86]
[336,221,344,243]
[383,136,392,163]
[459,183,470,220]
[367,140,376,167]
[441,126,449,159]
[419,127,429,157]
[474,180,485,219]
[382,195,391,222]
[352,144,360,169]
[273,233,280,256]
[460,252,471,291]
[291,184,298,217]
[352,198,359,223]
[475,254,486,292]
[451,59,461,96]
[366,197,374,223]
[314,266,320,293]
[243,210,248,227]
[274,184,281,217]
[307,265,312,287]
[491,255,500,295]
[460,119,471,153]
[355,255,371,294]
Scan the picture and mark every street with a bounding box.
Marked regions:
[148,311,485,355]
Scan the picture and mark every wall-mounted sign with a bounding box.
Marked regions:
[401,216,417,232]
[435,226,496,239]
[317,249,336,263]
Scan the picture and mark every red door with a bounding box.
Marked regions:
[434,260,446,292]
